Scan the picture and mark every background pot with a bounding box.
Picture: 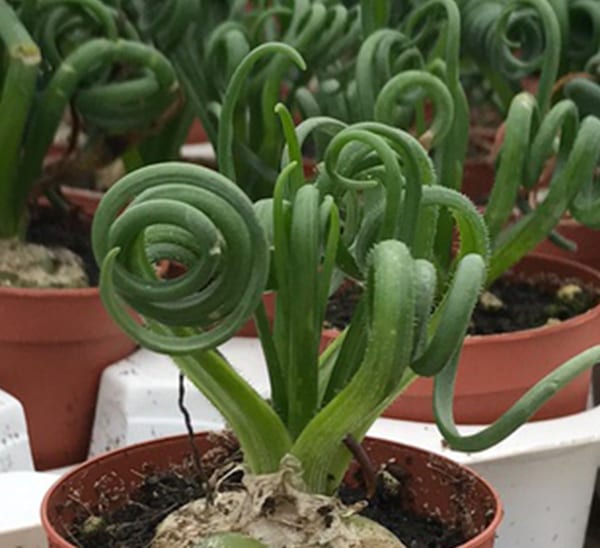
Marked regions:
[535,218,600,271]
[236,292,276,337]
[41,432,502,548]
[385,254,600,423]
[0,286,136,470]
[0,188,136,470]
[186,119,208,144]
[461,157,495,205]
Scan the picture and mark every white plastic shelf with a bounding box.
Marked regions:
[0,470,61,548]
[89,338,270,456]
[0,389,34,472]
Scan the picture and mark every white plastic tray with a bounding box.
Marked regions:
[0,388,34,472]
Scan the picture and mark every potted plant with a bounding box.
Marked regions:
[0,0,182,469]
[42,96,600,545]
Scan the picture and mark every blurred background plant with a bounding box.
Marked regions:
[0,0,181,287]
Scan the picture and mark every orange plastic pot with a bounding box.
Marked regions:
[322,254,600,424]
[0,189,136,470]
[461,157,495,204]
[535,219,600,271]
[41,432,502,547]
[461,126,498,205]
[0,287,136,470]
[234,293,276,337]
[186,118,208,144]
[61,186,104,217]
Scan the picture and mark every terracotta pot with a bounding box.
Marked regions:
[0,189,136,470]
[389,253,600,423]
[461,157,495,205]
[41,432,502,547]
[0,288,136,470]
[320,327,339,353]
[459,109,503,205]
[186,119,208,144]
[236,292,276,337]
[535,219,600,272]
[322,254,600,424]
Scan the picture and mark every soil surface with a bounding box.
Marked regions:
[324,282,364,330]
[324,272,599,336]
[469,271,599,335]
[27,202,99,285]
[339,476,466,548]
[63,437,466,548]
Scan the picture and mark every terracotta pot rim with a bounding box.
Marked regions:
[41,431,502,548]
[0,285,100,299]
[465,252,600,343]
[59,186,104,197]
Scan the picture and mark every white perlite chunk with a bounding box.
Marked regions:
[0,239,88,288]
[479,290,504,311]
[557,283,583,302]
[153,456,405,548]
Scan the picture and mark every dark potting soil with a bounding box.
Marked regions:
[338,476,466,548]
[469,271,599,335]
[324,282,364,330]
[62,440,466,548]
[26,204,99,285]
[324,271,599,336]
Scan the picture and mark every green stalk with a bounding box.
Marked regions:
[93,161,291,473]
[0,0,40,238]
[498,0,562,116]
[489,115,600,283]
[484,93,538,239]
[435,346,600,452]
[405,0,467,278]
[360,0,391,36]
[291,241,418,494]
[14,38,177,218]
[217,42,306,184]
[172,346,291,475]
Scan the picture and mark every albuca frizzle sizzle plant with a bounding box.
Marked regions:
[408,0,600,281]
[91,50,600,541]
[112,0,423,201]
[458,0,600,116]
[0,0,180,241]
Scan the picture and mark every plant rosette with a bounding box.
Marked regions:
[64,35,600,542]
[41,432,502,548]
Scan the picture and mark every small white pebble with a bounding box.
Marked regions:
[545,317,562,327]
[557,284,582,302]
[479,291,504,311]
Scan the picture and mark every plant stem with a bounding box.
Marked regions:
[0,0,40,238]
